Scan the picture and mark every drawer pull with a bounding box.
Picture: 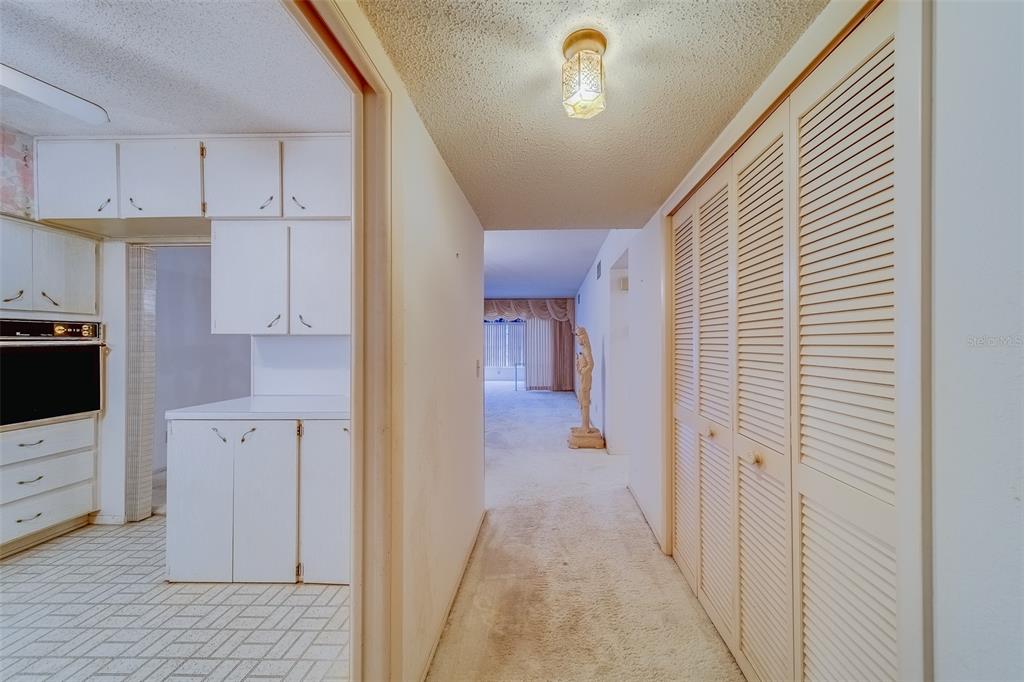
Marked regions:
[240,427,257,443]
[17,475,44,485]
[16,512,42,524]
[3,289,24,303]
[210,427,227,443]
[18,439,44,448]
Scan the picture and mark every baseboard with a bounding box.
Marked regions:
[418,509,487,682]
[90,513,126,525]
[626,484,669,555]
[0,514,90,560]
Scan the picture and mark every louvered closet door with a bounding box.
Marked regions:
[789,2,914,679]
[694,163,736,637]
[671,203,700,591]
[731,103,793,682]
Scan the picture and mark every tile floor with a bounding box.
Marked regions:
[0,517,350,681]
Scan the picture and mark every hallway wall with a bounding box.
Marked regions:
[335,4,486,681]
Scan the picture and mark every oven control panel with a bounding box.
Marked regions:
[0,319,102,339]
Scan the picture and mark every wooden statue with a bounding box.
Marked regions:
[569,326,606,449]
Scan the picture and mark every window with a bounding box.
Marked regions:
[484,319,525,368]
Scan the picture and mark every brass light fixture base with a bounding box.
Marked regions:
[562,28,607,60]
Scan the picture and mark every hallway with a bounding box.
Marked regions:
[427,384,742,681]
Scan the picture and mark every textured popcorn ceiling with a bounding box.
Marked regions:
[358,0,826,230]
[0,1,351,136]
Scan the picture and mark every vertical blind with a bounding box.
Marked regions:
[483,299,575,391]
[483,320,525,368]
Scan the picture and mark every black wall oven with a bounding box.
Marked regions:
[0,319,105,426]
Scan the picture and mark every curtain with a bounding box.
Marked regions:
[488,298,575,391]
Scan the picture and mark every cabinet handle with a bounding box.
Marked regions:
[17,475,44,485]
[266,314,281,328]
[741,451,764,467]
[210,427,227,443]
[18,439,44,447]
[240,427,257,443]
[259,195,275,210]
[129,197,144,211]
[291,196,307,210]
[700,426,714,438]
[3,289,24,303]
[298,314,312,328]
[97,197,111,212]
[16,512,42,524]
[41,291,61,307]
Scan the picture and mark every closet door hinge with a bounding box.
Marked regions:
[297,421,304,438]
[201,201,207,215]
[296,562,303,580]
[199,143,206,159]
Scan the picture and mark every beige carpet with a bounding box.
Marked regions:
[426,383,743,681]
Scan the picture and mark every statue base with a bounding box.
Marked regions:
[568,426,606,449]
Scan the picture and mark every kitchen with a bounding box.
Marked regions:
[0,2,357,677]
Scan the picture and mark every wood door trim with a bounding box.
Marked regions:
[667,0,884,218]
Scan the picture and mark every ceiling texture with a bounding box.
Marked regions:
[485,229,609,298]
[0,0,351,136]
[358,0,827,230]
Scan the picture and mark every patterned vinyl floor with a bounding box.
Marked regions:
[0,517,350,681]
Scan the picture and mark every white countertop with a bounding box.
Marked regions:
[165,395,350,421]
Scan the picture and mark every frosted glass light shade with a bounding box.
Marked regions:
[561,49,605,119]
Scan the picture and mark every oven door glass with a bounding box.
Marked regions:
[0,344,102,426]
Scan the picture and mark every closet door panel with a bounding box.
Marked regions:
[696,176,734,430]
[697,423,734,635]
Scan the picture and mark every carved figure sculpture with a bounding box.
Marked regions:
[569,326,606,449]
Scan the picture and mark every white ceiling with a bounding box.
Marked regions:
[358,0,826,230]
[0,0,351,136]
[485,229,611,298]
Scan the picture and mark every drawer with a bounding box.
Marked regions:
[0,450,94,505]
[1,480,93,544]
[0,418,95,466]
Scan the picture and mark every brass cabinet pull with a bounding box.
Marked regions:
[291,196,307,210]
[266,314,281,328]
[97,197,111,212]
[210,427,227,443]
[18,439,44,447]
[240,427,257,443]
[3,289,24,303]
[16,512,42,524]
[17,475,44,485]
[741,451,764,467]
[259,195,274,210]
[129,197,144,211]
[298,314,312,328]
[41,291,61,307]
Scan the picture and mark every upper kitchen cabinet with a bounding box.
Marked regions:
[31,228,97,314]
[290,221,352,335]
[35,141,118,219]
[283,137,351,218]
[203,139,282,218]
[211,221,289,335]
[119,139,202,217]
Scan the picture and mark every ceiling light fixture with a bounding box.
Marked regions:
[561,28,607,120]
[0,64,110,125]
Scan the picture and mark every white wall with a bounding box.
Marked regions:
[931,2,1024,679]
[251,336,348,397]
[152,246,249,472]
[336,5,485,680]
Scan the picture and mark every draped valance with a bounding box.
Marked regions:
[484,298,575,324]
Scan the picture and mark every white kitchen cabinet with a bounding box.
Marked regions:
[300,421,351,584]
[31,228,97,314]
[211,221,289,334]
[290,221,352,335]
[1,219,33,310]
[283,137,351,218]
[203,139,281,218]
[233,421,298,582]
[166,420,234,581]
[119,139,202,217]
[35,140,118,219]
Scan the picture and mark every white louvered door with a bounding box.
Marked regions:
[671,203,700,591]
[694,163,736,638]
[789,2,915,680]
[731,103,793,682]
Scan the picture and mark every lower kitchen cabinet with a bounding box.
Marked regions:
[166,417,349,584]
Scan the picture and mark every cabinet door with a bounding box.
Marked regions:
[211,221,289,334]
[119,139,202,217]
[300,420,351,584]
[283,137,352,218]
[289,221,351,335]
[233,420,298,582]
[31,229,97,314]
[36,141,118,219]
[166,420,234,581]
[1,218,33,310]
[203,139,281,218]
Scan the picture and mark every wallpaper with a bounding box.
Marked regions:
[1,125,34,219]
